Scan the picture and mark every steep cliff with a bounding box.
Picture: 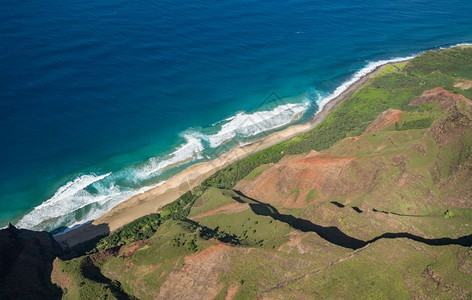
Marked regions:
[0,224,63,299]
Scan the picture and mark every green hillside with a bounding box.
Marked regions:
[44,46,472,299]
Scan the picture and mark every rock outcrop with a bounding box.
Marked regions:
[0,224,63,299]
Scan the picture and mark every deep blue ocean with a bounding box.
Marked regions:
[1,0,471,231]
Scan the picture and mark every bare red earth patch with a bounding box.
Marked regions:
[409,87,472,109]
[454,80,472,90]
[364,109,403,133]
[190,202,250,219]
[235,151,358,208]
[158,243,236,299]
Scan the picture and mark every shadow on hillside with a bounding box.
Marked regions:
[234,191,472,250]
[56,223,136,299]
[371,208,430,217]
[329,201,431,216]
[184,218,241,245]
[55,222,110,259]
[367,232,472,246]
[0,225,63,299]
[330,201,364,213]
[80,254,136,300]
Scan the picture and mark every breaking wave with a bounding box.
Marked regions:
[135,133,204,179]
[15,99,310,232]
[204,101,309,148]
[21,44,470,232]
[317,55,417,111]
[16,173,112,230]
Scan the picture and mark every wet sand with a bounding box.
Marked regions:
[55,60,410,249]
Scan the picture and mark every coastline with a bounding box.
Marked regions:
[54,58,411,249]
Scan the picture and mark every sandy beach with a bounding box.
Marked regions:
[55,59,410,248]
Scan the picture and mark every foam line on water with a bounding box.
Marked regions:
[61,181,164,231]
[16,172,111,229]
[15,133,205,231]
[210,112,242,126]
[136,133,204,179]
[16,178,164,231]
[205,101,309,148]
[18,43,472,232]
[47,173,111,206]
[439,42,472,49]
[317,42,472,114]
[317,55,417,112]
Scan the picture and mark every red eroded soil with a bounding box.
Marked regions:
[454,80,472,90]
[235,151,359,208]
[409,87,471,109]
[158,243,236,299]
[364,109,403,133]
[51,258,72,291]
[225,283,241,300]
[119,240,147,257]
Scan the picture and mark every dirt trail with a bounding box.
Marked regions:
[190,203,250,219]
[262,244,372,296]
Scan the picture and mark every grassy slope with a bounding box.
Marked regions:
[53,47,472,299]
[189,188,291,249]
[100,220,209,299]
[200,46,472,191]
[215,100,472,298]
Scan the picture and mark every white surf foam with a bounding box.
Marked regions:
[205,101,309,148]
[15,133,204,231]
[317,42,472,113]
[136,133,204,179]
[16,172,111,230]
[20,43,472,232]
[210,112,242,126]
[317,55,417,112]
[48,173,111,206]
[16,174,164,231]
[439,42,472,49]
[55,181,164,233]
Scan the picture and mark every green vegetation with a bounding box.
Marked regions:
[305,189,319,203]
[51,46,472,300]
[395,117,434,131]
[197,208,290,249]
[191,189,291,249]
[288,187,300,202]
[160,186,205,220]
[404,47,472,79]
[451,135,472,172]
[443,209,455,219]
[243,164,271,180]
[395,62,407,70]
[197,47,472,192]
[394,107,442,131]
[89,45,472,249]
[53,256,136,300]
[188,187,235,217]
[94,214,163,252]
[95,221,206,299]
[93,187,242,252]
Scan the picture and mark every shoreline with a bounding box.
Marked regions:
[54,58,411,249]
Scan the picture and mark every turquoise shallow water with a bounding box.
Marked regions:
[1,0,471,231]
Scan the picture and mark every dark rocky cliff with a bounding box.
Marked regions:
[0,223,63,299]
